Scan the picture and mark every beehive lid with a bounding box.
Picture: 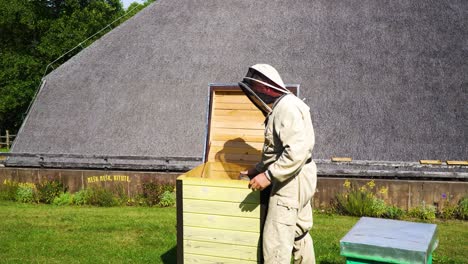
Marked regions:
[340,217,438,263]
[203,84,298,178]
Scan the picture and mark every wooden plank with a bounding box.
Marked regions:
[419,160,442,165]
[209,146,261,156]
[210,140,264,150]
[211,120,265,130]
[446,160,468,166]
[208,152,261,163]
[184,240,258,261]
[208,170,248,179]
[179,173,251,188]
[211,134,265,143]
[184,226,260,246]
[183,185,259,203]
[214,109,265,118]
[205,162,251,172]
[215,102,259,111]
[183,213,260,232]
[331,157,352,162]
[211,127,264,136]
[185,253,257,264]
[211,115,264,123]
[183,199,261,218]
[215,96,255,104]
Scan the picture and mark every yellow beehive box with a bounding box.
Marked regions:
[177,84,297,263]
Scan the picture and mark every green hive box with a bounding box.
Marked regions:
[340,217,438,264]
[176,84,298,263]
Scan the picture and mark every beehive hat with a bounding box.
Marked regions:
[248,64,288,92]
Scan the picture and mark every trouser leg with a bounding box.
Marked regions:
[293,233,315,264]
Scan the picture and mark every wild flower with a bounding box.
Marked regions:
[343,180,351,189]
[367,180,375,189]
[379,186,388,195]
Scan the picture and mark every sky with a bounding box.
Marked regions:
[121,0,145,9]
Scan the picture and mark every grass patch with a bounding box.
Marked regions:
[0,148,9,152]
[0,201,466,263]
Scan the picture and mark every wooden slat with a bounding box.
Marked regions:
[211,127,264,136]
[185,253,257,264]
[211,134,265,143]
[214,109,264,118]
[446,160,468,166]
[184,226,260,246]
[208,170,248,179]
[215,102,259,110]
[208,152,261,163]
[206,162,251,172]
[183,199,261,218]
[215,96,255,104]
[183,185,259,203]
[179,172,250,188]
[419,160,442,165]
[183,213,260,232]
[184,240,258,261]
[211,120,264,130]
[210,140,264,150]
[209,146,261,156]
[331,157,352,162]
[211,115,265,123]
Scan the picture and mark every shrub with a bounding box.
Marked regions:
[457,197,468,220]
[53,192,73,206]
[383,205,405,219]
[86,186,118,207]
[36,180,66,204]
[15,186,36,203]
[142,182,174,206]
[158,190,176,207]
[73,189,89,206]
[335,180,387,217]
[112,184,128,206]
[408,202,436,221]
[0,180,19,201]
[438,204,458,220]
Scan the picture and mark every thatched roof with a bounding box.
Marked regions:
[7,0,467,174]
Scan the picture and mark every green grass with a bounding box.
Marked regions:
[0,148,9,152]
[0,201,466,263]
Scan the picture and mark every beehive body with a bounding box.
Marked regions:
[177,85,297,263]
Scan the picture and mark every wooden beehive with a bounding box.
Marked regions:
[177,84,297,263]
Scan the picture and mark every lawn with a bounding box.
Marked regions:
[0,201,466,263]
[0,148,9,152]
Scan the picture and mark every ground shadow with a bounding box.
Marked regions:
[160,245,176,263]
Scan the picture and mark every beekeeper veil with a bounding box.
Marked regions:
[239,64,290,116]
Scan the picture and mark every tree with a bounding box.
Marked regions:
[0,0,152,134]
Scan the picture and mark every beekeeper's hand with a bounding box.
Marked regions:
[249,172,271,191]
[239,168,259,180]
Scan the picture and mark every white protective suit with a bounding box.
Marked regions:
[240,64,317,264]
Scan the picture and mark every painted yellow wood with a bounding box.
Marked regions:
[215,94,252,104]
[331,157,352,162]
[184,226,259,246]
[209,146,261,156]
[212,115,264,123]
[210,134,265,143]
[215,102,259,110]
[211,127,264,136]
[183,185,259,203]
[184,212,260,232]
[205,162,251,173]
[179,172,250,188]
[185,253,258,264]
[206,170,245,179]
[184,240,258,261]
[180,163,208,178]
[211,120,264,130]
[208,152,261,163]
[214,109,264,119]
[419,160,442,165]
[446,160,468,166]
[183,199,261,218]
[210,140,264,150]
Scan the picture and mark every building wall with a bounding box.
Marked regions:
[1,167,466,210]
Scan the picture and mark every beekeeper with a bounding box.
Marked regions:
[239,64,317,264]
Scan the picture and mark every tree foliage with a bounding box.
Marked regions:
[0,0,153,133]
